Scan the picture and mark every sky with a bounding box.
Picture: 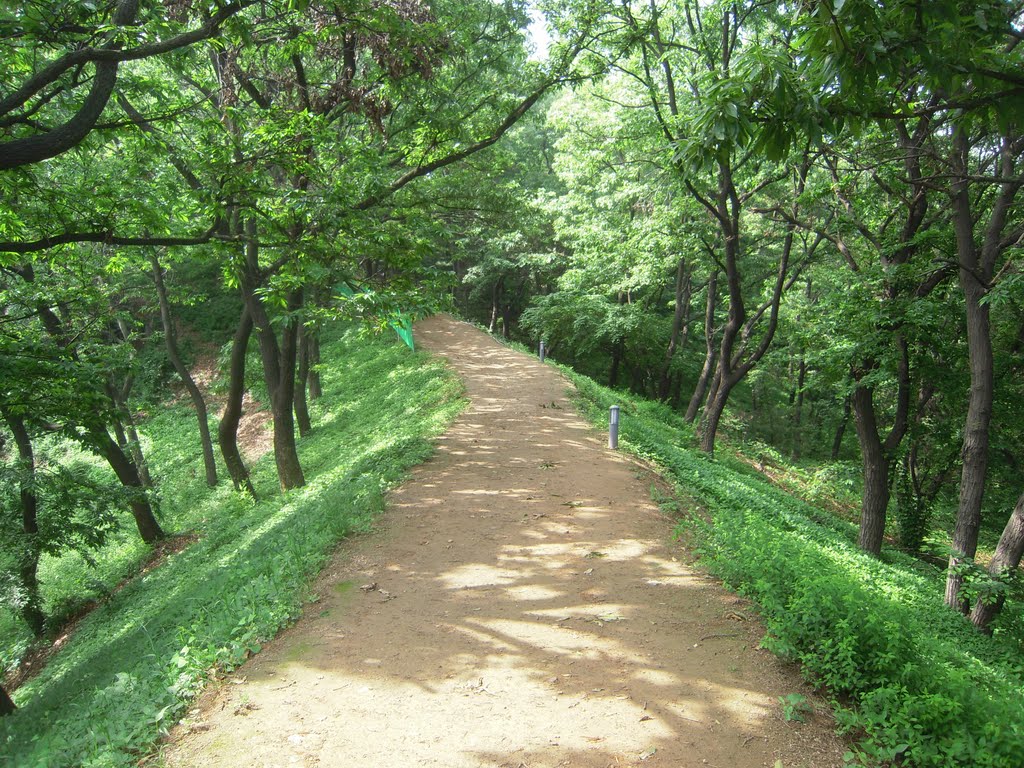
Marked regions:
[527,8,551,61]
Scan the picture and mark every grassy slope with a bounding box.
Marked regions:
[560,370,1024,767]
[0,326,463,767]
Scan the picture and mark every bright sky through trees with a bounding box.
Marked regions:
[527,9,551,60]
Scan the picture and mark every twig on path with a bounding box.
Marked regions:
[698,632,741,641]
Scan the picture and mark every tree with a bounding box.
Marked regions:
[0,0,253,169]
[150,251,218,486]
[0,261,164,544]
[0,683,13,716]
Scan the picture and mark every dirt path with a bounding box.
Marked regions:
[162,315,844,768]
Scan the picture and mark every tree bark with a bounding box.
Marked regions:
[294,324,313,438]
[0,0,138,169]
[659,257,691,402]
[696,156,806,454]
[852,384,890,556]
[792,354,807,460]
[218,307,257,499]
[488,279,503,334]
[92,430,164,543]
[945,128,1020,612]
[831,395,851,461]
[151,252,218,486]
[0,407,45,636]
[307,331,322,400]
[686,270,719,422]
[241,221,305,490]
[609,338,624,388]
[120,409,153,490]
[699,382,731,454]
[946,262,993,610]
[0,684,14,716]
[970,492,1024,632]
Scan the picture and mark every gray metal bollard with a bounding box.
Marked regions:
[539,340,546,362]
[609,405,620,449]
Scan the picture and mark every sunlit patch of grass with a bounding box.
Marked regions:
[0,326,463,768]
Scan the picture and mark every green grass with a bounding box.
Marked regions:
[0,325,464,767]
[559,368,1024,768]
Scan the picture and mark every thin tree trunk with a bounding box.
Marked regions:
[294,324,312,438]
[308,332,322,400]
[793,354,807,460]
[832,395,851,461]
[946,268,993,610]
[501,299,514,340]
[671,371,684,410]
[111,412,129,450]
[945,128,1011,613]
[852,385,889,556]
[0,407,45,636]
[106,376,153,490]
[93,430,164,543]
[970,492,1024,632]
[686,269,718,422]
[609,339,624,388]
[121,409,153,489]
[659,257,691,401]
[219,307,257,499]
[0,684,14,716]
[151,252,218,486]
[241,221,305,490]
[699,379,732,454]
[488,279,503,334]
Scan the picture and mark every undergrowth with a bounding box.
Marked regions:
[0,326,463,767]
[561,369,1024,768]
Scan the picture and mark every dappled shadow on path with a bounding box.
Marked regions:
[164,315,842,768]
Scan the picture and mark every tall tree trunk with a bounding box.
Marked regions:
[792,354,807,460]
[294,324,312,438]
[488,279,503,334]
[307,331,322,400]
[697,158,806,454]
[609,339,624,388]
[0,684,14,717]
[699,379,732,454]
[831,395,852,461]
[670,371,684,410]
[501,299,514,340]
[218,307,257,499]
[0,407,45,636]
[946,267,993,610]
[699,165,745,454]
[659,257,691,401]
[970,492,1024,632]
[120,409,153,489]
[93,430,164,543]
[852,384,890,556]
[699,224,796,454]
[686,269,719,422]
[944,128,1018,612]
[106,374,154,490]
[241,221,305,490]
[151,252,218,486]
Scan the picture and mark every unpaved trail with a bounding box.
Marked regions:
[162,315,844,768]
